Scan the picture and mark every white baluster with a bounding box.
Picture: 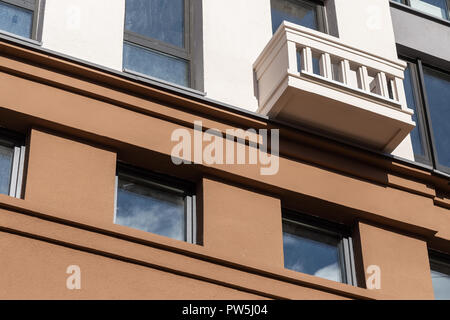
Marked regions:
[287,41,299,75]
[357,66,370,91]
[340,59,351,86]
[320,53,332,79]
[394,77,408,110]
[376,72,389,98]
[302,47,313,74]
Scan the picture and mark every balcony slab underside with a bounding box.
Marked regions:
[263,73,415,152]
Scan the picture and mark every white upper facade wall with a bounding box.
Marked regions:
[333,0,399,62]
[202,0,273,112]
[41,0,125,70]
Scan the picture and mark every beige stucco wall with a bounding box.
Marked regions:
[0,231,265,299]
[25,129,117,225]
[357,221,435,299]
[202,178,284,269]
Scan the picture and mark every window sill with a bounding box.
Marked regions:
[433,168,450,180]
[123,68,206,97]
[390,1,450,28]
[0,30,42,47]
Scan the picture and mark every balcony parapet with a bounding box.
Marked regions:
[254,22,415,152]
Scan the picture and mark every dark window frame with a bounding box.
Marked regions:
[271,0,329,34]
[417,61,450,174]
[282,209,358,286]
[0,0,45,41]
[115,162,197,244]
[400,55,450,174]
[399,56,433,165]
[123,0,203,90]
[399,54,450,174]
[0,127,26,198]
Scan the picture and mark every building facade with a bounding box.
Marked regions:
[0,0,449,299]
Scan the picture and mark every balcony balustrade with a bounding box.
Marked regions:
[254,22,416,152]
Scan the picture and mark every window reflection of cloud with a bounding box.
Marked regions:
[116,188,185,240]
[0,146,13,195]
[431,270,450,300]
[314,262,340,282]
[283,232,340,282]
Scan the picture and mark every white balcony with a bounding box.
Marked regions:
[254,22,416,152]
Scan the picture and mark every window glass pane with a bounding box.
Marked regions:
[123,42,189,87]
[116,176,186,241]
[282,220,343,282]
[422,67,450,169]
[271,0,318,33]
[403,64,426,158]
[0,1,33,38]
[0,144,14,195]
[410,0,449,19]
[125,0,185,48]
[430,261,450,300]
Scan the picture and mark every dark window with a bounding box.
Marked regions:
[271,0,327,34]
[400,58,450,174]
[429,251,450,300]
[392,0,450,20]
[422,67,450,171]
[0,0,44,40]
[123,0,199,89]
[282,210,357,285]
[402,62,432,164]
[115,164,196,243]
[0,128,26,198]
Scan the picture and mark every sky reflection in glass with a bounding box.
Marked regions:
[410,0,449,19]
[423,67,450,169]
[125,0,185,48]
[0,1,33,38]
[431,268,450,300]
[123,43,189,87]
[0,145,13,196]
[403,65,426,158]
[116,176,186,241]
[283,220,342,282]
